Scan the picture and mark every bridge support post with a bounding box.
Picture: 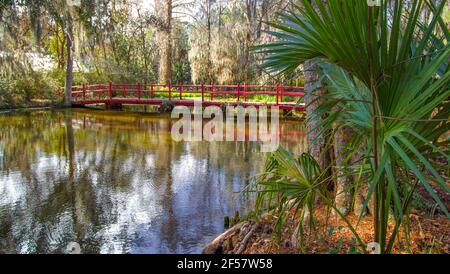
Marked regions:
[105,103,122,110]
[280,85,283,102]
[244,82,247,102]
[237,84,240,102]
[109,82,113,101]
[159,101,174,113]
[168,82,172,101]
[276,84,279,106]
[82,84,86,102]
[282,108,293,117]
[138,81,141,101]
[179,82,183,100]
[201,84,205,102]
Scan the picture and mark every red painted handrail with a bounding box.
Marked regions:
[70,82,305,110]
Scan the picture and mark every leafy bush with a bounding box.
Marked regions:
[0,72,61,109]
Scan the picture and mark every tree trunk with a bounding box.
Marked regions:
[353,140,374,217]
[65,110,75,178]
[206,0,212,82]
[304,60,332,176]
[333,125,353,215]
[304,0,358,214]
[157,0,172,84]
[354,180,375,217]
[64,9,74,107]
[304,0,332,176]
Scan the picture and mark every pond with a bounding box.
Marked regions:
[0,108,306,254]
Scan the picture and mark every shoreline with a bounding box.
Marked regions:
[202,206,450,254]
[0,104,305,121]
[0,102,65,113]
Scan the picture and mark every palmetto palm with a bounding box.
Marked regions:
[252,148,326,241]
[255,0,449,253]
[250,147,366,250]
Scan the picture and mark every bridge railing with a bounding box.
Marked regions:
[71,82,304,106]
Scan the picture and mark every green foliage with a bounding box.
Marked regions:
[256,0,450,253]
[1,0,292,110]
[251,148,325,238]
[328,238,344,254]
[173,60,191,84]
[248,147,365,251]
[0,79,16,108]
[0,72,61,109]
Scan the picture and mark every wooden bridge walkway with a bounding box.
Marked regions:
[71,83,305,110]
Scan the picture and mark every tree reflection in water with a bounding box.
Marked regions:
[0,109,306,254]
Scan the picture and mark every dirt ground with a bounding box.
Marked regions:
[203,205,449,254]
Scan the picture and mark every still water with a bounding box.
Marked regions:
[0,109,306,254]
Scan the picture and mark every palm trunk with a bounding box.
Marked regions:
[304,60,332,179]
[304,0,332,178]
[333,125,353,215]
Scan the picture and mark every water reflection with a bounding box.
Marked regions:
[0,109,306,254]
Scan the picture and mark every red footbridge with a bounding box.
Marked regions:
[71,83,305,111]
